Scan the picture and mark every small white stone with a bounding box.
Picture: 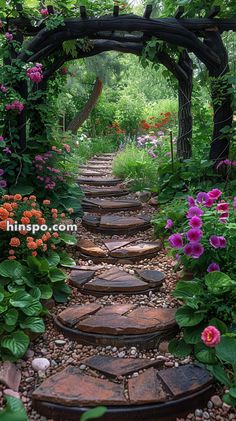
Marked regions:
[80,364,86,370]
[55,340,66,346]
[118,352,125,358]
[112,347,117,352]
[32,358,50,372]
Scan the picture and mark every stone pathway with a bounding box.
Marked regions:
[33,154,214,421]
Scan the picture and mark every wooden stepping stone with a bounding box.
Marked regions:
[82,215,151,235]
[33,362,213,421]
[78,238,162,263]
[81,185,129,198]
[69,267,165,296]
[78,177,122,186]
[90,156,114,161]
[54,304,178,348]
[80,170,107,177]
[82,198,142,213]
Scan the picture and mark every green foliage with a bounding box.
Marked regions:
[0,395,27,421]
[80,407,107,421]
[152,198,187,238]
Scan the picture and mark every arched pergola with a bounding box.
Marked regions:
[6,4,236,161]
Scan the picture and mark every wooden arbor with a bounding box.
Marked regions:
[7,4,236,160]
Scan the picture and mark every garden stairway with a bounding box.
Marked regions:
[32,154,214,421]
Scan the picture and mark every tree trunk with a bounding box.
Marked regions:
[204,31,233,161]
[67,78,103,134]
[177,51,193,160]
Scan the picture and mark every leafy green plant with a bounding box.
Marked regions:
[152,199,187,238]
[80,407,107,421]
[0,395,27,421]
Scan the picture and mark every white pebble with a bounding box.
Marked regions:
[32,358,50,372]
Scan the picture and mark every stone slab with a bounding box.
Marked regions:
[58,304,101,328]
[78,239,107,258]
[136,270,166,286]
[128,368,166,404]
[104,239,139,252]
[100,215,149,229]
[78,177,121,186]
[110,242,162,258]
[81,186,129,197]
[85,268,148,293]
[69,270,95,288]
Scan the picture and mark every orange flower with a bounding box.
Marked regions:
[0,218,14,230]
[23,197,28,202]
[42,234,48,242]
[32,251,37,257]
[14,194,22,201]
[46,231,51,239]
[19,230,28,236]
[27,237,34,242]
[31,202,37,207]
[29,195,36,200]
[21,217,30,224]
[8,256,16,260]
[61,213,66,218]
[27,241,37,250]
[9,237,20,247]
[3,203,12,211]
[43,200,51,205]
[52,213,57,219]
[9,250,15,255]
[36,239,43,247]
[51,209,58,214]
[9,212,14,217]
[0,208,9,220]
[2,195,10,200]
[11,203,18,209]
[52,232,59,238]
[23,211,32,218]
[37,218,46,225]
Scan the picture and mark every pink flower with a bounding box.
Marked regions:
[209,235,220,249]
[234,197,236,211]
[63,143,71,153]
[196,192,212,207]
[191,243,204,259]
[187,196,195,207]
[186,228,203,243]
[183,243,193,257]
[3,147,11,154]
[0,136,4,142]
[219,212,229,224]
[165,219,174,229]
[219,236,227,249]
[0,180,7,188]
[27,65,43,83]
[40,8,49,15]
[187,206,204,219]
[189,216,203,229]
[5,100,24,113]
[201,326,221,348]
[207,263,220,272]
[5,32,13,41]
[208,189,222,201]
[216,202,229,213]
[0,84,7,93]
[169,234,183,249]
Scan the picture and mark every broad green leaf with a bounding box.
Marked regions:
[46,252,60,267]
[60,233,77,245]
[176,306,205,327]
[168,338,192,357]
[0,395,27,421]
[38,284,53,299]
[20,317,45,333]
[49,268,67,283]
[207,364,231,387]
[205,272,236,295]
[9,184,34,195]
[80,407,107,421]
[4,309,19,326]
[184,324,205,344]
[9,291,33,308]
[59,252,76,267]
[21,299,42,316]
[194,343,217,364]
[216,336,236,364]
[53,283,71,303]
[0,261,22,278]
[1,331,29,359]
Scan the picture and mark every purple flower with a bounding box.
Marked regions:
[208,189,222,201]
[187,196,195,207]
[183,243,193,257]
[209,235,220,249]
[189,216,203,229]
[169,234,183,249]
[207,263,220,272]
[219,236,227,249]
[0,180,7,188]
[3,147,11,154]
[5,32,13,41]
[165,219,174,229]
[234,197,236,211]
[0,169,4,176]
[197,192,213,207]
[187,206,204,219]
[0,136,4,141]
[187,228,203,243]
[191,243,204,259]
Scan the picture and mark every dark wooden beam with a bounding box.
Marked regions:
[80,6,88,19]
[175,6,184,19]
[47,5,54,15]
[144,5,152,19]
[113,5,119,17]
[206,6,221,19]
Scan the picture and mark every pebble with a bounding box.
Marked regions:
[55,340,66,346]
[32,358,50,372]
[112,347,117,352]
[211,395,223,408]
[118,352,126,358]
[203,411,210,419]
[79,364,86,370]
[195,409,203,417]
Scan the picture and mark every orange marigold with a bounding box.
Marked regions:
[61,213,66,218]
[9,237,20,247]
[36,239,43,247]
[32,251,37,257]
[43,200,51,205]
[37,218,46,225]
[0,208,9,220]
[27,241,37,250]
[27,237,34,242]
[2,195,10,200]
[3,203,12,211]
[19,230,28,236]
[52,213,57,219]
[42,234,48,242]
[11,203,18,209]
[51,209,58,213]
[21,217,30,225]
[29,195,36,200]
[31,202,37,207]
[14,194,22,201]
[52,232,59,238]
[23,211,32,218]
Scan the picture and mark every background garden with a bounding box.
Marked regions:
[0,0,236,419]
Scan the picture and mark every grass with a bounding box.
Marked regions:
[112,144,158,191]
[75,135,118,164]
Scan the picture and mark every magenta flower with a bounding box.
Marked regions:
[40,8,49,15]
[176,254,181,261]
[0,84,7,94]
[27,65,43,83]
[5,32,13,41]
[5,100,24,113]
[216,202,229,213]
[201,326,221,348]
[207,263,220,272]
[0,136,4,141]
[219,212,229,223]
[165,219,174,229]
[189,216,203,229]
[219,236,227,249]
[169,234,183,249]
[197,192,210,206]
[186,228,203,243]
[187,196,195,207]
[209,235,220,249]
[191,243,204,259]
[187,206,204,219]
[208,189,222,201]
[3,147,11,154]
[183,243,193,257]
[0,180,7,188]
[234,197,236,211]
[0,169,4,176]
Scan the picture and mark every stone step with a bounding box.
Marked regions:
[54,304,178,349]
[86,161,113,166]
[82,215,151,235]
[69,267,165,296]
[80,171,108,177]
[82,198,142,213]
[77,238,162,263]
[78,177,122,186]
[81,186,129,198]
[90,156,114,161]
[33,359,213,421]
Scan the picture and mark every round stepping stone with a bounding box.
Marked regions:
[90,156,114,161]
[78,238,162,263]
[81,185,129,198]
[69,267,165,296]
[32,362,213,421]
[82,198,142,213]
[54,304,178,349]
[82,215,151,235]
[78,177,122,186]
[80,170,107,177]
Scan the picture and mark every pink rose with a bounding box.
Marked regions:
[201,326,221,348]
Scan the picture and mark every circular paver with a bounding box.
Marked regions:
[81,185,129,197]
[78,177,121,186]
[82,198,142,213]
[82,215,151,235]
